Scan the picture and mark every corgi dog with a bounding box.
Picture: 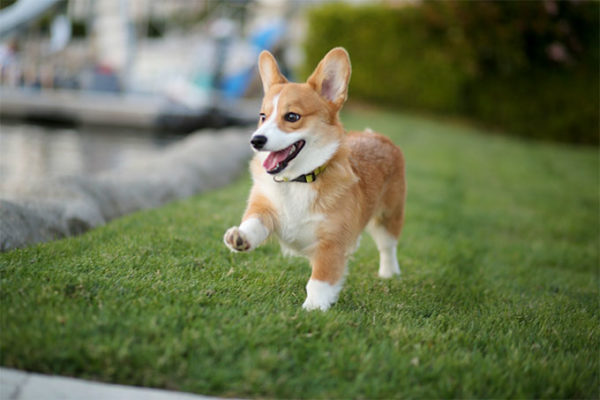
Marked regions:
[224,47,406,311]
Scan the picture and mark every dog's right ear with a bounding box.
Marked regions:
[258,51,287,93]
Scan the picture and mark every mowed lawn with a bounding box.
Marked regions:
[1,107,598,399]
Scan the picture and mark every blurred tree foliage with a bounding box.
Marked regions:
[303,1,599,144]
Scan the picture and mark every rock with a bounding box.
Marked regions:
[0,128,252,252]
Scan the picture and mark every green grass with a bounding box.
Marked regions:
[1,107,598,398]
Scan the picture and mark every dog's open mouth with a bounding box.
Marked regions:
[263,140,305,174]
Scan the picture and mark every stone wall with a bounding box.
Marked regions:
[0,128,252,252]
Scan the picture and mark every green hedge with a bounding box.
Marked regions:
[303,2,599,145]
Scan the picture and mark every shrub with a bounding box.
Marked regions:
[303,1,599,145]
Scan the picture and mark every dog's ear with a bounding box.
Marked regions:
[258,51,287,93]
[307,47,351,109]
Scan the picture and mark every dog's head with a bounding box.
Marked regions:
[250,48,351,180]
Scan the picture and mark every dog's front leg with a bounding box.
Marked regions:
[224,217,270,252]
[224,190,276,252]
[302,241,347,311]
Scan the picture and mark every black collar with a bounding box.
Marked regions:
[273,164,327,183]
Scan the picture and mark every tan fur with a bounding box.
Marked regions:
[259,83,340,134]
[224,47,406,309]
[242,188,278,233]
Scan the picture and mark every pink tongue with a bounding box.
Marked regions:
[263,145,293,171]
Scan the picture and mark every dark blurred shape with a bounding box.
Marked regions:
[154,105,254,133]
[304,1,599,145]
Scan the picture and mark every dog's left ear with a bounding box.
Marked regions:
[307,47,351,109]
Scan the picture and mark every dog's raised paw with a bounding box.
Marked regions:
[224,226,251,252]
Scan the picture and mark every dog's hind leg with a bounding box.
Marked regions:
[367,219,401,278]
[368,160,406,278]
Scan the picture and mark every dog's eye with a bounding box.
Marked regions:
[259,113,266,123]
[284,112,301,123]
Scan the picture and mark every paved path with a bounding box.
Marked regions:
[0,368,223,400]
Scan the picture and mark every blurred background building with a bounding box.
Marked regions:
[0,0,312,130]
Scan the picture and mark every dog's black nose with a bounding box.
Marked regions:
[250,135,267,150]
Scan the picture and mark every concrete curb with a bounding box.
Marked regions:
[0,368,224,400]
[0,127,253,252]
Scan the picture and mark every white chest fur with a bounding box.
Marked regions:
[256,176,323,257]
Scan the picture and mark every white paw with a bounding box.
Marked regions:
[378,262,400,279]
[378,251,400,279]
[302,279,342,311]
[302,297,331,311]
[223,226,251,252]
